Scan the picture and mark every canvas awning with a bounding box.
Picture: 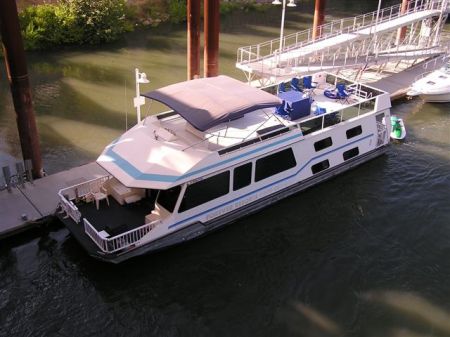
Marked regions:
[142,75,281,131]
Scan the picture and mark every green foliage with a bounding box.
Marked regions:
[220,1,269,15]
[167,0,187,24]
[18,0,269,50]
[61,0,131,44]
[19,0,133,50]
[20,4,67,50]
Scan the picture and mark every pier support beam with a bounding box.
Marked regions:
[0,0,43,178]
[312,0,326,41]
[204,0,220,77]
[396,0,410,45]
[187,0,201,80]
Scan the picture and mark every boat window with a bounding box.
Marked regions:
[311,159,330,174]
[314,137,333,152]
[179,171,230,212]
[375,112,386,124]
[346,125,362,139]
[218,138,261,156]
[255,148,296,182]
[343,147,359,161]
[233,163,252,191]
[157,186,181,213]
[426,81,435,85]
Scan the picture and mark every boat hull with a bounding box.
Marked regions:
[420,93,450,103]
[60,145,387,263]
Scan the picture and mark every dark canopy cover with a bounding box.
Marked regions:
[142,75,281,131]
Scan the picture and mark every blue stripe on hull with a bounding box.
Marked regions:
[105,132,303,183]
[169,133,374,229]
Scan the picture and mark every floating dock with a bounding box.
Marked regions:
[0,162,106,238]
[372,57,448,100]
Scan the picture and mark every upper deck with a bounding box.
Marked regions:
[97,74,390,190]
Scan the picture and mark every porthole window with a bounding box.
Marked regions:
[314,137,333,152]
[311,160,330,174]
[346,125,362,139]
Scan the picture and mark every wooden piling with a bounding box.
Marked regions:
[397,0,410,45]
[204,0,220,77]
[0,0,43,178]
[187,0,201,79]
[312,0,326,41]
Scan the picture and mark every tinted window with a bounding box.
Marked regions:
[233,163,252,191]
[255,148,296,182]
[311,159,330,174]
[343,147,359,161]
[157,186,181,212]
[179,171,230,212]
[314,137,333,152]
[346,125,362,139]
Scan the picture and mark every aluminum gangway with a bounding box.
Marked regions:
[236,0,450,86]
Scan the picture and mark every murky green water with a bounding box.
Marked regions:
[1,2,450,337]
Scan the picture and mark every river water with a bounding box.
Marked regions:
[1,2,450,337]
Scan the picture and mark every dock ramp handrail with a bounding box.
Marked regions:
[237,0,445,65]
[236,0,449,84]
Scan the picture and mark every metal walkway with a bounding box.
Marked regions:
[236,0,450,86]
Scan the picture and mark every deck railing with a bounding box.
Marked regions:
[58,175,111,223]
[59,197,82,223]
[218,79,382,156]
[297,95,377,137]
[58,175,158,253]
[236,0,447,74]
[84,218,158,254]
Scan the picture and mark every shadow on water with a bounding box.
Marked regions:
[1,149,450,336]
[18,143,444,337]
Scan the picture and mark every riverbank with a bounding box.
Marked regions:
[17,0,271,50]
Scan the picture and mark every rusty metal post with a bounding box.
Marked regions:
[312,0,326,41]
[396,0,410,45]
[187,0,201,80]
[0,0,43,178]
[204,0,220,77]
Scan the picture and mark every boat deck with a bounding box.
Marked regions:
[151,85,373,152]
[77,196,154,236]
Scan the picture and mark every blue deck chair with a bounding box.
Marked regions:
[302,76,317,95]
[278,82,286,93]
[336,83,350,103]
[290,78,302,92]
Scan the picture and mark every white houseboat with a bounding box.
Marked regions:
[58,74,391,263]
